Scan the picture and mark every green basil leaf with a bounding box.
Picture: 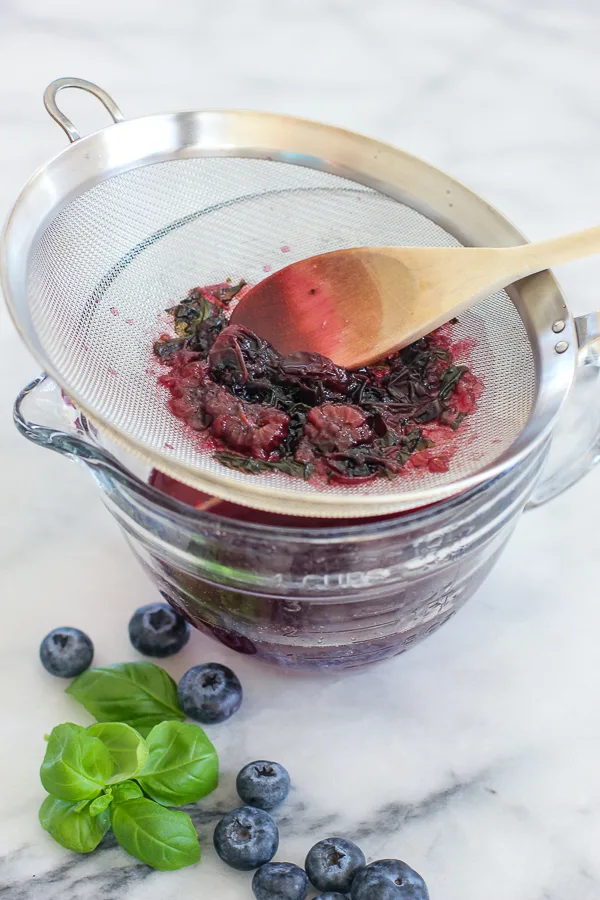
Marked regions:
[110,798,201,871]
[89,790,113,817]
[112,780,144,804]
[39,795,110,853]
[66,663,184,736]
[88,723,149,783]
[73,798,90,813]
[40,724,114,801]
[136,721,218,807]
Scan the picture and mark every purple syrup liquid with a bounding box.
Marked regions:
[148,468,427,526]
[144,469,495,670]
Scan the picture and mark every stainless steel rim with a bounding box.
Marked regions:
[1,78,576,516]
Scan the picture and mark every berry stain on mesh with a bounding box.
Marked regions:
[153,278,482,485]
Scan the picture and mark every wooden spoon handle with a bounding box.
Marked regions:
[504,224,600,279]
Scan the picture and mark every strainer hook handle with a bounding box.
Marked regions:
[43,77,124,143]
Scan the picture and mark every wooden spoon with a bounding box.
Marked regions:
[231,226,600,367]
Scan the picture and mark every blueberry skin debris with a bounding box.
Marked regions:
[351,859,429,900]
[252,862,310,900]
[214,806,279,870]
[305,837,366,893]
[178,663,242,724]
[39,627,94,678]
[237,760,291,810]
[128,602,190,658]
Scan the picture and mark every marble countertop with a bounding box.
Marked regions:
[2,1,600,898]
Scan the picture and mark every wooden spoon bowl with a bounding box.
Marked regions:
[232,225,600,367]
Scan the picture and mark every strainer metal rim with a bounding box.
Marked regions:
[1,86,576,516]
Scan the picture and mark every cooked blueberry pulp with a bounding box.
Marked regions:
[154,281,482,483]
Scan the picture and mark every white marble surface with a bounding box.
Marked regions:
[2,1,600,898]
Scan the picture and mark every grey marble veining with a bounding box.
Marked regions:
[2,1,600,898]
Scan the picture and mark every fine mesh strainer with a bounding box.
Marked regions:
[2,78,577,517]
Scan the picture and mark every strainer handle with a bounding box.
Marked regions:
[43,78,124,143]
[527,311,600,508]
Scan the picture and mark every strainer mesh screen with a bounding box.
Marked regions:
[27,158,536,501]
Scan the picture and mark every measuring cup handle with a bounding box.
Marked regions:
[14,374,135,487]
[14,376,189,531]
[43,77,124,143]
[527,310,600,509]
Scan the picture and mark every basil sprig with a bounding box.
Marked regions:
[40,664,218,870]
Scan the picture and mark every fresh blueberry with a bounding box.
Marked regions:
[128,602,190,657]
[351,859,429,900]
[306,837,366,894]
[314,895,349,900]
[213,806,279,870]
[252,862,309,900]
[39,627,94,678]
[178,663,242,724]
[237,760,290,810]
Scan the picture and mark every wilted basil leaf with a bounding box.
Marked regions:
[215,451,312,480]
[439,365,468,400]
